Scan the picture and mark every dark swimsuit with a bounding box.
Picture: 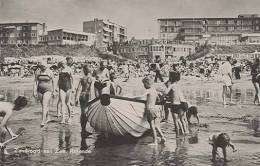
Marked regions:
[58,72,72,92]
[37,74,52,94]
[79,77,92,109]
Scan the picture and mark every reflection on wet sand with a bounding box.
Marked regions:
[0,83,260,166]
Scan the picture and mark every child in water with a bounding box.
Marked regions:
[0,96,28,154]
[209,133,237,162]
[142,76,166,145]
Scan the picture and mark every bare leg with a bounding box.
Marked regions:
[172,112,182,137]
[228,86,233,104]
[59,90,66,124]
[41,92,52,127]
[223,148,230,162]
[148,120,158,145]
[57,96,62,117]
[222,86,227,105]
[154,118,166,143]
[211,146,217,162]
[65,90,73,124]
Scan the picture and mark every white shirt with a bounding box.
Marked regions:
[219,62,232,76]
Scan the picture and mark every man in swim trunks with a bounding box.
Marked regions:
[33,62,54,127]
[219,57,234,105]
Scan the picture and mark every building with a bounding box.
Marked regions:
[0,22,47,45]
[83,18,127,50]
[118,39,195,62]
[158,14,260,45]
[47,29,96,46]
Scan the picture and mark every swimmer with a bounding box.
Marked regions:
[209,133,237,162]
[75,64,95,135]
[57,61,74,124]
[33,62,54,127]
[0,96,28,154]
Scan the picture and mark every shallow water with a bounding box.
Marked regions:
[0,81,260,166]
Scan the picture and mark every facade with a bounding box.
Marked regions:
[0,22,47,45]
[47,29,96,46]
[158,14,260,45]
[118,39,195,62]
[83,18,127,50]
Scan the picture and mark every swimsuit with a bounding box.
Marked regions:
[58,72,72,92]
[79,77,92,109]
[37,74,52,94]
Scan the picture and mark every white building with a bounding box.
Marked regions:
[47,29,96,46]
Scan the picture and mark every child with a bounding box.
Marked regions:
[142,76,166,145]
[109,72,122,95]
[0,96,28,154]
[186,105,200,125]
[209,133,237,162]
[164,71,189,137]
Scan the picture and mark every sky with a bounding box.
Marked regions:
[1,0,260,39]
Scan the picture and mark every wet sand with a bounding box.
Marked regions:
[0,75,260,166]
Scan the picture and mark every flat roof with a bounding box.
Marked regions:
[48,29,96,36]
[158,17,260,21]
[0,22,44,25]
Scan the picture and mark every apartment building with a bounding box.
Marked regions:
[83,18,127,50]
[0,22,46,45]
[47,29,96,46]
[158,14,260,45]
[118,39,195,62]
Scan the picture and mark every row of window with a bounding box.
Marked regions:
[48,35,88,41]
[160,19,260,26]
[0,40,34,44]
[160,25,259,33]
[120,46,193,53]
[0,33,37,37]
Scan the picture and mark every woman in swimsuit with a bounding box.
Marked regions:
[75,64,95,134]
[57,62,73,124]
[33,63,54,127]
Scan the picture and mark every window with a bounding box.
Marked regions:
[17,26,22,30]
[31,26,37,30]
[256,26,259,30]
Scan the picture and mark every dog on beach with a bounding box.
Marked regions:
[186,106,200,125]
[209,133,237,162]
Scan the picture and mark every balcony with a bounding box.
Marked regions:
[103,26,112,32]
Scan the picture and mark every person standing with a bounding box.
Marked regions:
[57,60,74,124]
[251,58,260,105]
[75,64,95,135]
[219,56,234,105]
[154,58,164,83]
[33,62,55,127]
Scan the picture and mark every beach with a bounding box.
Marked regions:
[0,75,259,166]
